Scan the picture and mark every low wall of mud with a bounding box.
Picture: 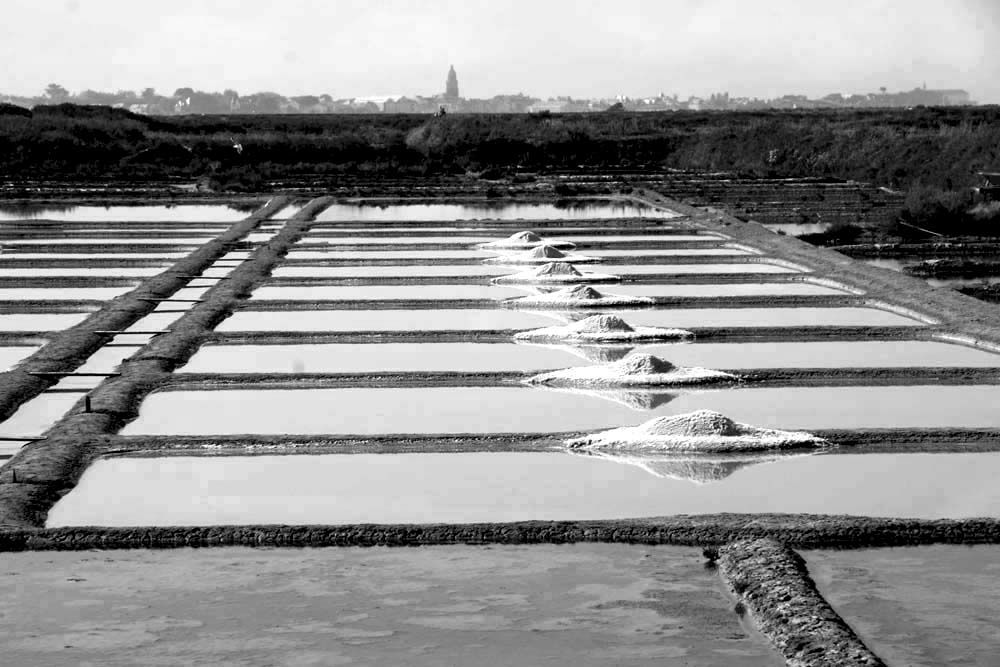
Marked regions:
[2,514,1000,552]
[0,196,289,423]
[0,197,331,529]
[718,539,886,667]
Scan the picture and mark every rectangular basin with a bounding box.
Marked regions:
[179,340,1000,374]
[215,309,564,332]
[0,205,250,222]
[46,452,1000,526]
[120,385,1000,435]
[250,285,527,301]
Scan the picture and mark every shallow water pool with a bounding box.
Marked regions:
[179,340,1000,374]
[0,313,89,331]
[613,307,923,328]
[250,284,527,301]
[121,384,1000,435]
[215,309,565,332]
[0,205,251,223]
[46,452,1000,526]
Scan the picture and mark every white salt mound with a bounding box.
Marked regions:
[514,314,692,342]
[478,231,576,250]
[567,409,829,453]
[484,245,599,264]
[527,353,735,387]
[506,284,654,308]
[493,262,620,284]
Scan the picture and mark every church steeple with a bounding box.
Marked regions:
[445,65,459,99]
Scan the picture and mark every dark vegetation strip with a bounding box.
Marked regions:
[0,258,175,268]
[717,539,886,667]
[2,514,1000,552]
[0,197,287,424]
[0,302,104,314]
[0,197,329,529]
[161,366,1000,390]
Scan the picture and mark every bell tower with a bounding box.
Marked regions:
[445,65,459,100]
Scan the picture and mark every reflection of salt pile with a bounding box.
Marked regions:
[568,409,828,453]
[478,231,576,250]
[493,262,619,284]
[535,385,679,410]
[505,284,654,308]
[485,245,600,264]
[515,341,636,364]
[527,353,735,387]
[514,314,692,342]
[569,449,817,484]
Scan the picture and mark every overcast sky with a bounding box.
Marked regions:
[3,0,998,102]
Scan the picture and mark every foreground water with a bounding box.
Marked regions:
[46,452,1000,526]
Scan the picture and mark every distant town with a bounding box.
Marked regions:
[1,66,975,115]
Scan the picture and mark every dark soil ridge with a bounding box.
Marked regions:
[0,197,330,528]
[2,515,1000,552]
[161,366,1000,390]
[834,242,1000,258]
[0,196,289,424]
[718,539,886,667]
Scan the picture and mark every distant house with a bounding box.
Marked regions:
[976,172,1000,202]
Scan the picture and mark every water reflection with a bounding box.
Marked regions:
[568,449,817,484]
[532,385,679,411]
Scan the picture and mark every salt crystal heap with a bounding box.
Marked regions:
[493,262,620,284]
[567,409,828,453]
[527,353,735,387]
[478,231,576,251]
[505,284,654,308]
[514,314,692,342]
[484,245,599,264]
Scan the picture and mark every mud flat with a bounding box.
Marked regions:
[45,451,1000,527]
[806,545,1000,667]
[0,544,775,667]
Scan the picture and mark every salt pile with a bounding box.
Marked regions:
[492,262,620,284]
[505,284,654,308]
[514,314,692,342]
[569,449,816,484]
[484,245,600,264]
[567,409,829,453]
[477,231,576,250]
[527,353,735,387]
